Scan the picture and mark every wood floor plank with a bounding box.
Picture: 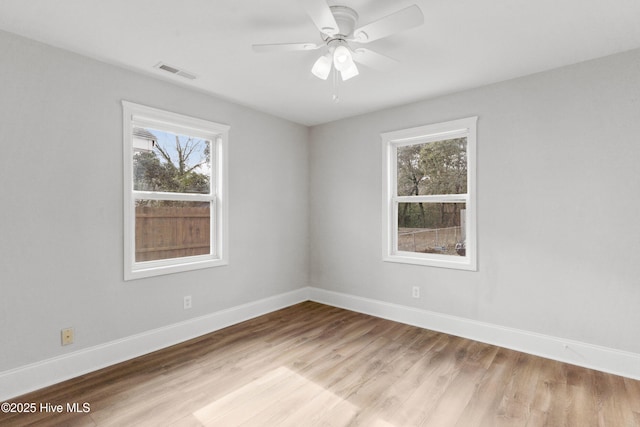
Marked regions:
[564,364,599,427]
[625,377,640,413]
[454,348,521,427]
[341,329,444,426]
[594,370,637,427]
[382,335,473,426]
[418,341,501,426]
[2,301,639,427]
[491,352,544,426]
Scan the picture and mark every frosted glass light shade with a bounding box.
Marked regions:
[340,62,359,81]
[333,45,353,71]
[311,53,332,80]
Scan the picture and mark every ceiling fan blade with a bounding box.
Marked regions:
[352,48,398,71]
[352,5,424,43]
[252,42,321,53]
[299,0,339,36]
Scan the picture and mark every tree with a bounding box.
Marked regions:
[419,138,467,195]
[397,144,426,227]
[133,133,210,197]
[419,138,467,228]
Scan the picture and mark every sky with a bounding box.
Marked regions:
[147,127,212,177]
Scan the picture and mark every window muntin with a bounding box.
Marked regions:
[123,102,229,280]
[383,117,477,270]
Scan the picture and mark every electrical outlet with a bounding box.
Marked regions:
[184,295,192,310]
[61,328,74,346]
[412,286,420,299]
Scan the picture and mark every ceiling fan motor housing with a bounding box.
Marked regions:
[327,6,358,39]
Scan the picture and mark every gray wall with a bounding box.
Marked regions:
[0,30,309,371]
[309,48,640,354]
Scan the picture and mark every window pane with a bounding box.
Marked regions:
[135,200,211,262]
[397,138,467,196]
[397,202,467,256]
[133,127,211,194]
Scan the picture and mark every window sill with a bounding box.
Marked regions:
[125,257,228,281]
[383,252,476,271]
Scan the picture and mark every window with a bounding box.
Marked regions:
[123,101,229,280]
[382,117,477,271]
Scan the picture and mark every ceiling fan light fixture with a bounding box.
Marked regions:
[333,45,353,71]
[311,53,333,80]
[340,62,359,81]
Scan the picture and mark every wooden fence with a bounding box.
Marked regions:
[135,205,210,262]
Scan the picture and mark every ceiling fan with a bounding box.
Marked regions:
[252,0,424,84]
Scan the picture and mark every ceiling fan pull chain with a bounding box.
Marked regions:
[332,67,341,103]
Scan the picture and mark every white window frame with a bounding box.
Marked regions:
[382,116,477,271]
[122,101,229,280]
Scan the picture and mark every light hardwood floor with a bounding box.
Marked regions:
[3,301,640,426]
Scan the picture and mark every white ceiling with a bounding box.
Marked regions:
[1,0,640,126]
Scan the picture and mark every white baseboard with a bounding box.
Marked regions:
[4,286,639,401]
[0,287,310,401]
[308,287,640,381]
